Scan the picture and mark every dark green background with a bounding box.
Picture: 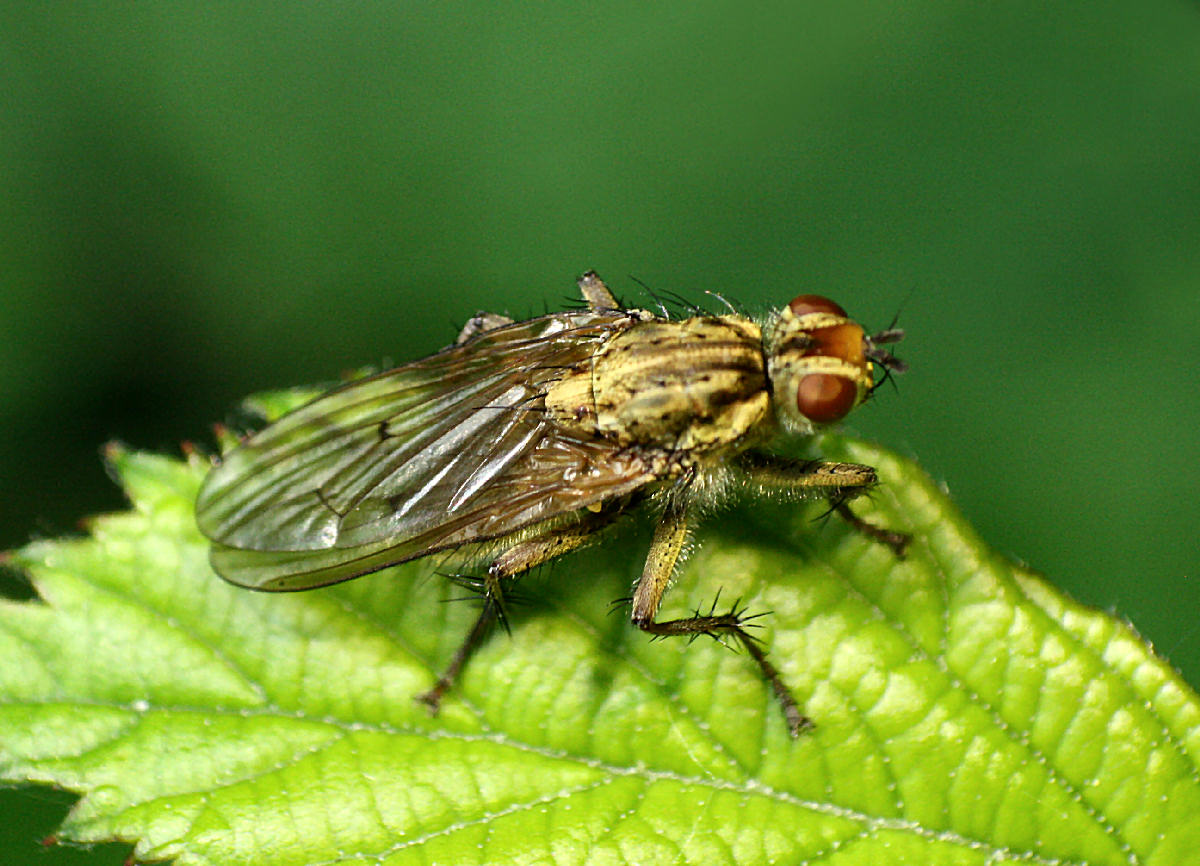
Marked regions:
[3,3,1198,864]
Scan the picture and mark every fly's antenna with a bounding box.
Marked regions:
[863,285,912,391]
[865,324,907,393]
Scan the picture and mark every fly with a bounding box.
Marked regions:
[196,271,908,736]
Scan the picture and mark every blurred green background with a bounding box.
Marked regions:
[3,3,1199,863]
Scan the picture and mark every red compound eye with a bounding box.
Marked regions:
[796,373,858,423]
[788,294,846,318]
[805,322,865,365]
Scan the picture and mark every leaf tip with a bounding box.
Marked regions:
[212,421,242,454]
[102,439,130,466]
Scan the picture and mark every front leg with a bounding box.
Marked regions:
[631,482,812,737]
[736,451,910,556]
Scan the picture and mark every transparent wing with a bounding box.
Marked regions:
[196,310,659,590]
[206,436,653,590]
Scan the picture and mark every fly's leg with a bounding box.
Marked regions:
[416,581,501,712]
[631,491,813,737]
[577,270,620,312]
[417,504,626,713]
[737,452,910,556]
[831,501,909,553]
[455,311,515,345]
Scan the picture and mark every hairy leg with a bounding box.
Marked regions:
[417,504,625,712]
[630,481,812,737]
[737,451,909,556]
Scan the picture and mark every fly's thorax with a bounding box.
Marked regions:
[544,314,770,451]
[767,295,874,435]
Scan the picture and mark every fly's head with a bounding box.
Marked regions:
[767,295,907,435]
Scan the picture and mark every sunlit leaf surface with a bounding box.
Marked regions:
[2,436,1197,865]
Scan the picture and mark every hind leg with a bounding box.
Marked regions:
[417,504,627,712]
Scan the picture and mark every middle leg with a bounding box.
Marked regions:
[630,485,813,737]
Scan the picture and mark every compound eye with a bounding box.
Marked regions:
[797,373,858,423]
[788,295,846,318]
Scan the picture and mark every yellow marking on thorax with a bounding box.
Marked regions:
[545,315,770,451]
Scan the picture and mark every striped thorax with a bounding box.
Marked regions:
[545,315,769,452]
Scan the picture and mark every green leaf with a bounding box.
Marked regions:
[2,437,1198,865]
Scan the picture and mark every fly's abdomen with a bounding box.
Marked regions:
[545,315,770,451]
